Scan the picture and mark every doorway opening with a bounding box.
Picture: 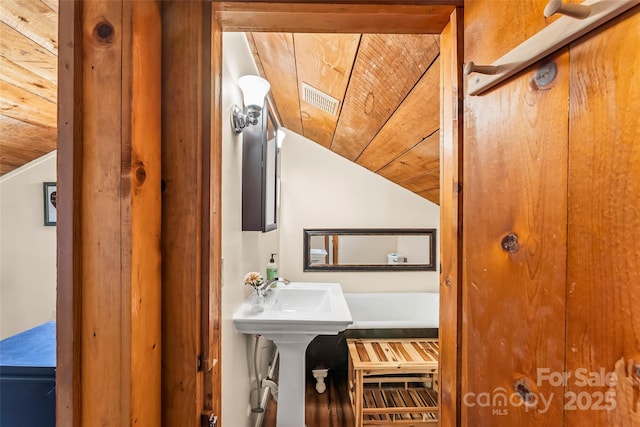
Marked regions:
[215,3,463,425]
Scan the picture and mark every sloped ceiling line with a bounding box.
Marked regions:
[249,31,442,204]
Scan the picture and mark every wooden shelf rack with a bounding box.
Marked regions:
[347,338,439,427]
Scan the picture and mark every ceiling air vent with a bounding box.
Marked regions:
[301,82,340,116]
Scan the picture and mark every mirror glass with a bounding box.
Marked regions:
[303,228,436,271]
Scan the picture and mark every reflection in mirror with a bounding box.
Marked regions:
[303,229,436,271]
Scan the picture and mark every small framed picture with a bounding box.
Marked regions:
[43,182,57,226]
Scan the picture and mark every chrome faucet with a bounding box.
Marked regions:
[258,277,290,295]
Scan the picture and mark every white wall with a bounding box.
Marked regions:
[0,152,57,339]
[278,131,440,293]
[221,32,278,427]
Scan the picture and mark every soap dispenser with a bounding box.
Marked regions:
[266,253,278,281]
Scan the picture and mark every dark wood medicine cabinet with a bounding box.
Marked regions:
[242,106,278,232]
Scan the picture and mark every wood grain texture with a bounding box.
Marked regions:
[57,3,163,425]
[207,10,223,424]
[438,9,463,426]
[0,114,55,172]
[0,55,57,102]
[80,1,127,424]
[566,7,640,426]
[263,370,355,427]
[215,2,457,33]
[356,58,440,172]
[0,0,58,55]
[245,33,283,127]
[463,2,570,425]
[0,80,56,127]
[464,0,548,74]
[41,0,57,13]
[0,0,58,176]
[129,2,162,426]
[56,2,82,425]
[295,33,359,148]
[250,32,303,134]
[161,1,209,425]
[331,34,439,160]
[377,130,440,185]
[0,21,56,84]
[399,170,440,203]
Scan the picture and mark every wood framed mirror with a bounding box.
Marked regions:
[303,228,436,272]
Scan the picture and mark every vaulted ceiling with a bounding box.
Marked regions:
[248,32,441,204]
[0,1,441,204]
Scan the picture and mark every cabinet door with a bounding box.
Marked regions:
[242,107,278,232]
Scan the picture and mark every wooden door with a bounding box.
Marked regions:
[463,1,639,425]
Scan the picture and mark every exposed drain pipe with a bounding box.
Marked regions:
[253,347,279,427]
[251,335,264,414]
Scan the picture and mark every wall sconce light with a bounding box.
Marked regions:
[276,129,286,149]
[232,75,271,133]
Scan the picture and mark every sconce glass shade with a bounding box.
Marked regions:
[238,75,270,107]
[232,75,271,133]
[277,129,286,148]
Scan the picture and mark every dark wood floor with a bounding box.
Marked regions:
[262,369,355,427]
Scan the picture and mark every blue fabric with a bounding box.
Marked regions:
[0,321,56,368]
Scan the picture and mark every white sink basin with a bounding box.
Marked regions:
[270,288,332,312]
[233,282,352,427]
[233,282,353,335]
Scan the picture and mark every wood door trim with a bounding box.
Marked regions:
[56,1,82,425]
[211,1,464,425]
[214,2,458,34]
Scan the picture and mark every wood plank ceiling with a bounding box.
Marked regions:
[0,0,58,175]
[0,0,441,204]
[248,32,441,203]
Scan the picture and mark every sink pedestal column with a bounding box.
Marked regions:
[266,333,316,427]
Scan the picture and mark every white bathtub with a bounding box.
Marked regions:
[306,292,439,374]
[344,292,439,329]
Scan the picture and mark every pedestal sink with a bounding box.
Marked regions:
[233,282,353,427]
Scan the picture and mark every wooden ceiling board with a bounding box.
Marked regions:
[0,80,57,128]
[0,0,58,176]
[0,115,55,173]
[0,22,57,84]
[294,33,359,148]
[0,0,58,55]
[418,188,439,204]
[0,56,56,102]
[40,0,58,14]
[377,130,440,183]
[331,33,439,160]
[215,3,457,34]
[249,32,303,134]
[355,57,440,172]
[399,169,440,193]
[245,33,283,126]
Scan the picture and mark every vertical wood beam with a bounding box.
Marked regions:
[57,1,162,426]
[566,8,640,426]
[161,1,216,425]
[57,1,83,425]
[438,7,463,427]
